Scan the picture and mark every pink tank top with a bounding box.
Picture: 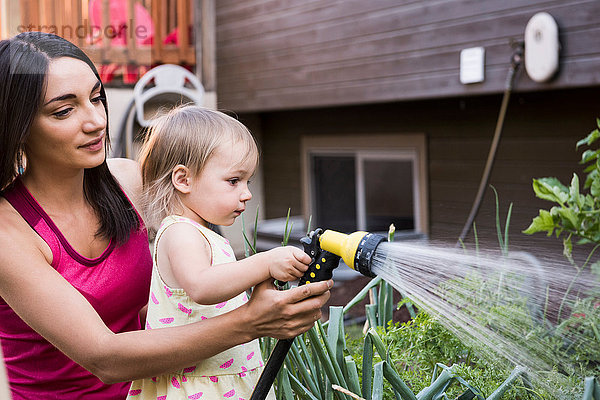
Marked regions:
[0,178,152,399]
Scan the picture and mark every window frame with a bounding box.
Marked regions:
[301,133,428,235]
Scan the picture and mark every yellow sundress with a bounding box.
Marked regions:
[127,215,275,400]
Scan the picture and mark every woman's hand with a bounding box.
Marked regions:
[265,246,311,283]
[245,279,332,340]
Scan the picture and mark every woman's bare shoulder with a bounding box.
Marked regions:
[0,197,30,234]
[0,197,52,264]
[107,158,142,205]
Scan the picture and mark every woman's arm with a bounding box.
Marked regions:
[0,219,331,384]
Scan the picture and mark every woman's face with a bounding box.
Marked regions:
[25,57,107,174]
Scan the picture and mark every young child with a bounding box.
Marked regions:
[127,105,310,399]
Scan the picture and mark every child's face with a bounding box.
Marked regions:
[185,141,255,227]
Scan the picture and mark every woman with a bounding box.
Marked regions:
[0,31,331,399]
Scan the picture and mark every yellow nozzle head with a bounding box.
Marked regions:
[319,230,368,270]
[318,229,385,278]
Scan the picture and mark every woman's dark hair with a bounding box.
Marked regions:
[0,32,139,244]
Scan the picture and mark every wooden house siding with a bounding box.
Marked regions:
[216,0,600,112]
[244,87,598,250]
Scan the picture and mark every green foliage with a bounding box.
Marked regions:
[524,119,600,250]
[248,201,600,399]
[515,121,600,399]
[381,312,468,375]
[520,120,600,386]
[346,312,538,399]
[554,296,600,373]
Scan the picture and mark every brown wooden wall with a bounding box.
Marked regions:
[240,87,600,251]
[216,0,600,112]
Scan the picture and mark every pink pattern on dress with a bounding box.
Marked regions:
[178,303,192,315]
[222,248,231,257]
[209,376,219,383]
[151,292,159,304]
[159,317,174,324]
[158,396,167,400]
[171,376,181,389]
[239,366,248,377]
[128,389,141,396]
[219,358,234,369]
[246,352,254,361]
[188,393,203,399]
[216,301,227,309]
[183,366,197,373]
[164,285,173,297]
[145,321,152,329]
[223,389,235,398]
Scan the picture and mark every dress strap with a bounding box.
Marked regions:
[153,215,214,267]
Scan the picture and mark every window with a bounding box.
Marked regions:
[302,134,428,235]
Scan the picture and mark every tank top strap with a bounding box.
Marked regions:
[1,177,116,267]
[2,177,62,267]
[3,177,46,230]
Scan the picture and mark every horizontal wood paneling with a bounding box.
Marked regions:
[252,86,600,249]
[216,0,600,112]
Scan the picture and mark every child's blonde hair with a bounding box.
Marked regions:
[139,105,259,230]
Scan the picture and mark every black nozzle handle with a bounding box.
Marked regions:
[299,229,341,285]
[250,228,340,400]
[274,228,341,287]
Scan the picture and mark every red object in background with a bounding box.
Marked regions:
[88,0,154,46]
[98,63,152,85]
[89,0,154,84]
[163,27,178,45]
[88,0,191,84]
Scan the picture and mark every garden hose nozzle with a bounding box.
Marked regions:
[251,227,387,400]
[298,228,386,283]
[318,229,386,278]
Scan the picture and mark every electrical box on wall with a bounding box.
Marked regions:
[460,47,485,84]
[524,12,560,82]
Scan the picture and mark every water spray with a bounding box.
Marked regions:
[249,227,583,398]
[250,228,386,400]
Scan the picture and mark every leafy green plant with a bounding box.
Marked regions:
[522,120,600,383]
[524,119,600,256]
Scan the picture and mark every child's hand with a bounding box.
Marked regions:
[266,247,311,282]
